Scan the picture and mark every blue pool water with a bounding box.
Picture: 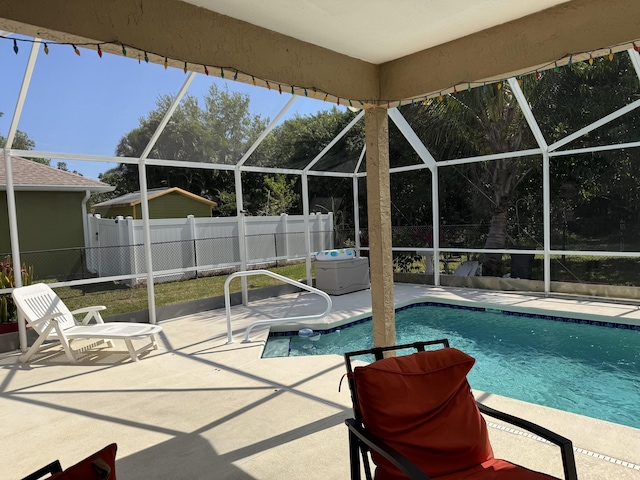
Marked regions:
[263,304,640,428]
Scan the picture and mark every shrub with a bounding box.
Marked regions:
[0,256,34,323]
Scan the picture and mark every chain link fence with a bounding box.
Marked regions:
[245,229,333,265]
[359,225,499,251]
[350,224,640,287]
[4,223,639,293]
[2,229,334,286]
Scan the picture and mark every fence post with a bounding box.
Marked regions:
[274,232,278,267]
[93,214,102,277]
[280,213,288,261]
[126,216,136,286]
[80,247,87,295]
[115,216,126,282]
[86,214,95,276]
[188,215,197,277]
[328,212,334,249]
[316,213,325,251]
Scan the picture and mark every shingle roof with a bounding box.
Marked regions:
[93,187,217,207]
[0,156,114,192]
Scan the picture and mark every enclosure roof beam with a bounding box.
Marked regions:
[353,145,366,176]
[629,48,640,82]
[140,72,196,160]
[436,148,543,167]
[4,38,39,150]
[237,95,297,168]
[508,77,548,151]
[303,110,364,173]
[548,140,640,157]
[548,97,640,152]
[388,107,437,169]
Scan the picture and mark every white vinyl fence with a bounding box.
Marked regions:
[86,213,333,284]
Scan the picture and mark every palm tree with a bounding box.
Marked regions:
[402,82,537,276]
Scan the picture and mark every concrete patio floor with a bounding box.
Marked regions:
[1,284,639,479]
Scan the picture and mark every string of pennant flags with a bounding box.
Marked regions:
[2,34,639,109]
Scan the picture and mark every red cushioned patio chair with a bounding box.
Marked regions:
[344,340,578,480]
[21,443,117,480]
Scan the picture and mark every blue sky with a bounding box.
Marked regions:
[0,35,334,180]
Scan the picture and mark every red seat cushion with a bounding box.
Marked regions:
[433,459,558,479]
[50,443,117,480]
[353,348,493,479]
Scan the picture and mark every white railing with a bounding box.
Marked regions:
[224,270,332,344]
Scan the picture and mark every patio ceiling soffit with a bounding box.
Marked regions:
[1,0,640,108]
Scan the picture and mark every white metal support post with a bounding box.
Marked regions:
[234,167,248,305]
[302,111,365,282]
[509,77,550,294]
[235,95,298,304]
[301,172,312,286]
[3,149,22,343]
[4,38,40,352]
[301,110,364,285]
[137,72,196,323]
[389,107,439,282]
[353,176,360,255]
[431,166,440,286]
[353,146,366,255]
[543,152,552,294]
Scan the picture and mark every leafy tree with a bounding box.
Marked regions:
[107,85,268,208]
[215,189,237,217]
[255,107,363,226]
[395,52,640,274]
[528,54,640,242]
[256,174,299,216]
[0,111,48,165]
[55,161,81,175]
[97,167,135,197]
[256,107,363,171]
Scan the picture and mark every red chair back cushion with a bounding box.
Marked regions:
[50,443,117,480]
[353,348,493,479]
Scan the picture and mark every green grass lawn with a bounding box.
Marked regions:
[393,250,640,287]
[26,251,640,320]
[57,263,313,316]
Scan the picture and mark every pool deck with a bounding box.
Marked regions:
[1,284,639,479]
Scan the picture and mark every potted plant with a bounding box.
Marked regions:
[0,255,34,333]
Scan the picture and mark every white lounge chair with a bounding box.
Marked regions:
[12,283,162,363]
[453,260,479,276]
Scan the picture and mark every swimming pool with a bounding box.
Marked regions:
[263,303,640,429]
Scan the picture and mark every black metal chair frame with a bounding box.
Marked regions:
[21,460,63,480]
[344,340,579,480]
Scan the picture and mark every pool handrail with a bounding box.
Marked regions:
[223,269,332,344]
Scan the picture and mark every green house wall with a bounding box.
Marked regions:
[94,191,213,219]
[93,204,134,219]
[0,191,87,280]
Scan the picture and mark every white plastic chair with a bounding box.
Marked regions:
[12,283,162,363]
